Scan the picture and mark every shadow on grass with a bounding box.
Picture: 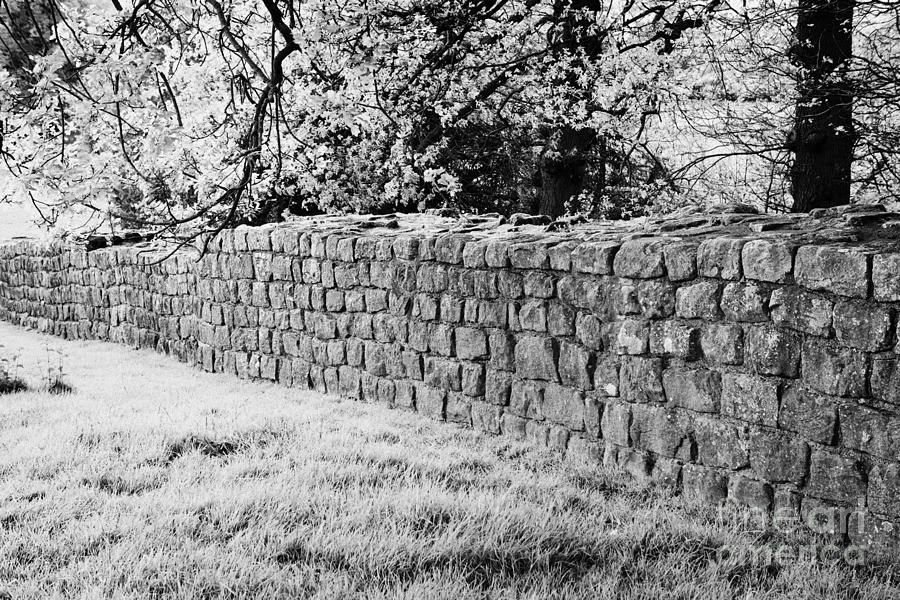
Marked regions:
[0,377,28,395]
[275,535,602,590]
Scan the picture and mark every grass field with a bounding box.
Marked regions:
[1,322,899,599]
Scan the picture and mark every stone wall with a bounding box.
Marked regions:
[3,205,900,544]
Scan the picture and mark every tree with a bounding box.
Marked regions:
[788,0,854,212]
[0,0,723,244]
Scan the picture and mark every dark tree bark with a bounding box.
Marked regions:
[538,127,596,218]
[789,0,855,212]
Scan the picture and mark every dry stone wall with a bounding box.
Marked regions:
[3,205,900,544]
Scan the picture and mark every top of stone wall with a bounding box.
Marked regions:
[5,202,900,301]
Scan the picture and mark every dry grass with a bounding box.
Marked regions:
[0,322,898,599]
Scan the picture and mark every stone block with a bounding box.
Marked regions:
[802,340,867,397]
[720,283,769,322]
[649,321,701,359]
[601,402,631,445]
[514,335,558,381]
[575,313,603,350]
[795,245,870,298]
[869,463,900,517]
[613,239,665,278]
[695,417,748,469]
[675,281,722,319]
[839,403,900,460]
[662,241,698,282]
[721,373,779,427]
[873,253,900,301]
[777,385,838,444]
[416,384,446,420]
[700,324,743,364]
[741,239,794,283]
[424,356,461,391]
[446,393,472,425]
[456,327,488,360]
[519,300,547,332]
[698,237,747,280]
[745,325,801,377]
[872,356,900,405]
[728,476,773,512]
[542,383,585,430]
[748,429,809,484]
[682,465,728,504]
[509,379,543,418]
[461,362,486,397]
[637,279,676,318]
[769,287,832,336]
[509,242,550,269]
[485,369,513,406]
[833,300,892,351]
[806,449,867,505]
[558,341,593,390]
[608,319,649,355]
[620,357,665,403]
[572,241,619,274]
[472,401,503,434]
[663,367,721,413]
[629,404,694,459]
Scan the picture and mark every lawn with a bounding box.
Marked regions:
[0,322,898,599]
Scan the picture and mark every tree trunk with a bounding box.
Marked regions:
[789,0,854,212]
[538,127,596,218]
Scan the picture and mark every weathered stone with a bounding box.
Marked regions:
[519,300,547,332]
[575,313,603,350]
[488,331,516,371]
[675,281,721,319]
[572,241,619,274]
[608,319,649,355]
[593,356,620,397]
[721,373,779,426]
[769,287,833,336]
[485,369,513,406]
[778,385,838,444]
[748,430,809,484]
[542,383,585,430]
[833,300,892,351]
[446,393,472,425]
[700,324,743,364]
[416,384,446,420]
[649,321,701,359]
[795,245,870,298]
[509,242,550,269]
[629,404,693,459]
[461,362,486,397]
[620,357,665,403]
[873,253,900,301]
[558,342,593,390]
[869,463,900,517]
[698,237,747,280]
[601,402,631,445]
[637,279,676,318]
[806,449,867,505]
[838,403,900,460]
[472,401,502,434]
[455,327,488,360]
[663,367,721,413]
[613,239,665,278]
[802,340,867,397]
[728,476,773,512]
[720,283,769,322]
[514,335,558,381]
[547,302,575,337]
[695,417,749,469]
[745,325,801,377]
[662,241,698,282]
[424,356,461,391]
[682,465,728,504]
[509,379,543,418]
[741,239,794,283]
[872,356,900,405]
